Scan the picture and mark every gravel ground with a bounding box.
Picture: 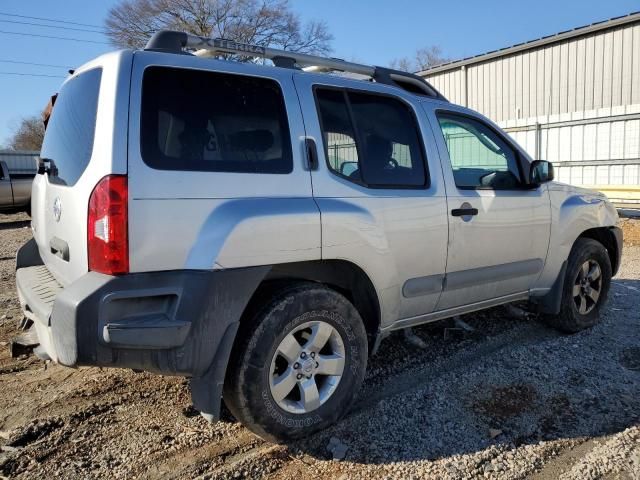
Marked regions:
[0,211,639,479]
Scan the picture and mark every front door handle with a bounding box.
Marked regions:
[451,203,479,217]
[451,208,478,217]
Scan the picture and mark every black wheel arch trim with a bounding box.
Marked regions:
[578,226,622,276]
[610,226,623,276]
[531,226,621,315]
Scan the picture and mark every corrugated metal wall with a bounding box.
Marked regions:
[0,151,39,174]
[427,23,640,119]
[422,20,640,199]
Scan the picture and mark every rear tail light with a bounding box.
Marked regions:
[88,175,128,275]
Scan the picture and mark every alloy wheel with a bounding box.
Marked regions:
[269,320,345,414]
[572,259,602,315]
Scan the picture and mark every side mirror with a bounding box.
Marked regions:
[529,160,554,185]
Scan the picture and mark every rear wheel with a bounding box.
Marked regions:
[545,238,612,333]
[223,282,367,442]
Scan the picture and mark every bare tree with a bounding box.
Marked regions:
[390,45,451,72]
[7,116,44,152]
[105,0,332,56]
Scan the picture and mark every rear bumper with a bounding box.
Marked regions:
[15,238,269,418]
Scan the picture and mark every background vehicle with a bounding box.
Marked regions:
[14,32,622,442]
[0,151,37,214]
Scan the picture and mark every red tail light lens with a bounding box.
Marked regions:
[88,175,128,275]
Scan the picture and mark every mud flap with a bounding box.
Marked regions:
[531,261,567,315]
[190,322,239,421]
[16,238,44,270]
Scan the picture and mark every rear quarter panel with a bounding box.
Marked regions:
[31,51,133,285]
[127,52,320,272]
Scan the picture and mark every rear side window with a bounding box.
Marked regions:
[141,67,292,174]
[315,88,427,188]
[40,68,102,186]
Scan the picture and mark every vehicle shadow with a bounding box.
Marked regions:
[285,278,640,465]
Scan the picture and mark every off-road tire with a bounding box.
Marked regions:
[545,238,612,333]
[223,282,368,442]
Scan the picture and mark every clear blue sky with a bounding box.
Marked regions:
[0,0,638,146]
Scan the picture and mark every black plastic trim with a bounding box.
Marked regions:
[451,207,479,217]
[530,260,567,315]
[611,226,623,276]
[272,56,298,69]
[145,30,189,52]
[305,137,319,170]
[372,66,447,100]
[16,254,271,420]
[16,238,44,270]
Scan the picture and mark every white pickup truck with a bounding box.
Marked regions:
[0,154,36,214]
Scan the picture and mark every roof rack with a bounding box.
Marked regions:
[145,30,447,101]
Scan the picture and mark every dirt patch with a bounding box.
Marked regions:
[620,218,640,247]
[8,418,64,448]
[471,383,538,422]
[539,394,576,438]
[619,347,640,372]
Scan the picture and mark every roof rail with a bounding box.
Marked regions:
[145,30,447,100]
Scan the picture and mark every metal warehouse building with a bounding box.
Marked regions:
[419,12,640,205]
[0,151,39,174]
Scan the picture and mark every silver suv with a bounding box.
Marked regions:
[15,31,622,442]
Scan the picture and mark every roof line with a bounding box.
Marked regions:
[418,11,640,76]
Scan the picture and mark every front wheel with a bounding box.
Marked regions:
[223,282,368,442]
[545,238,612,333]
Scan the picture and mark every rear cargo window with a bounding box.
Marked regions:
[40,68,102,186]
[140,67,293,174]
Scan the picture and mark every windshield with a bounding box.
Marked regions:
[40,68,102,186]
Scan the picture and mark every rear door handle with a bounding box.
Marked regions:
[451,207,479,217]
[305,138,319,171]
